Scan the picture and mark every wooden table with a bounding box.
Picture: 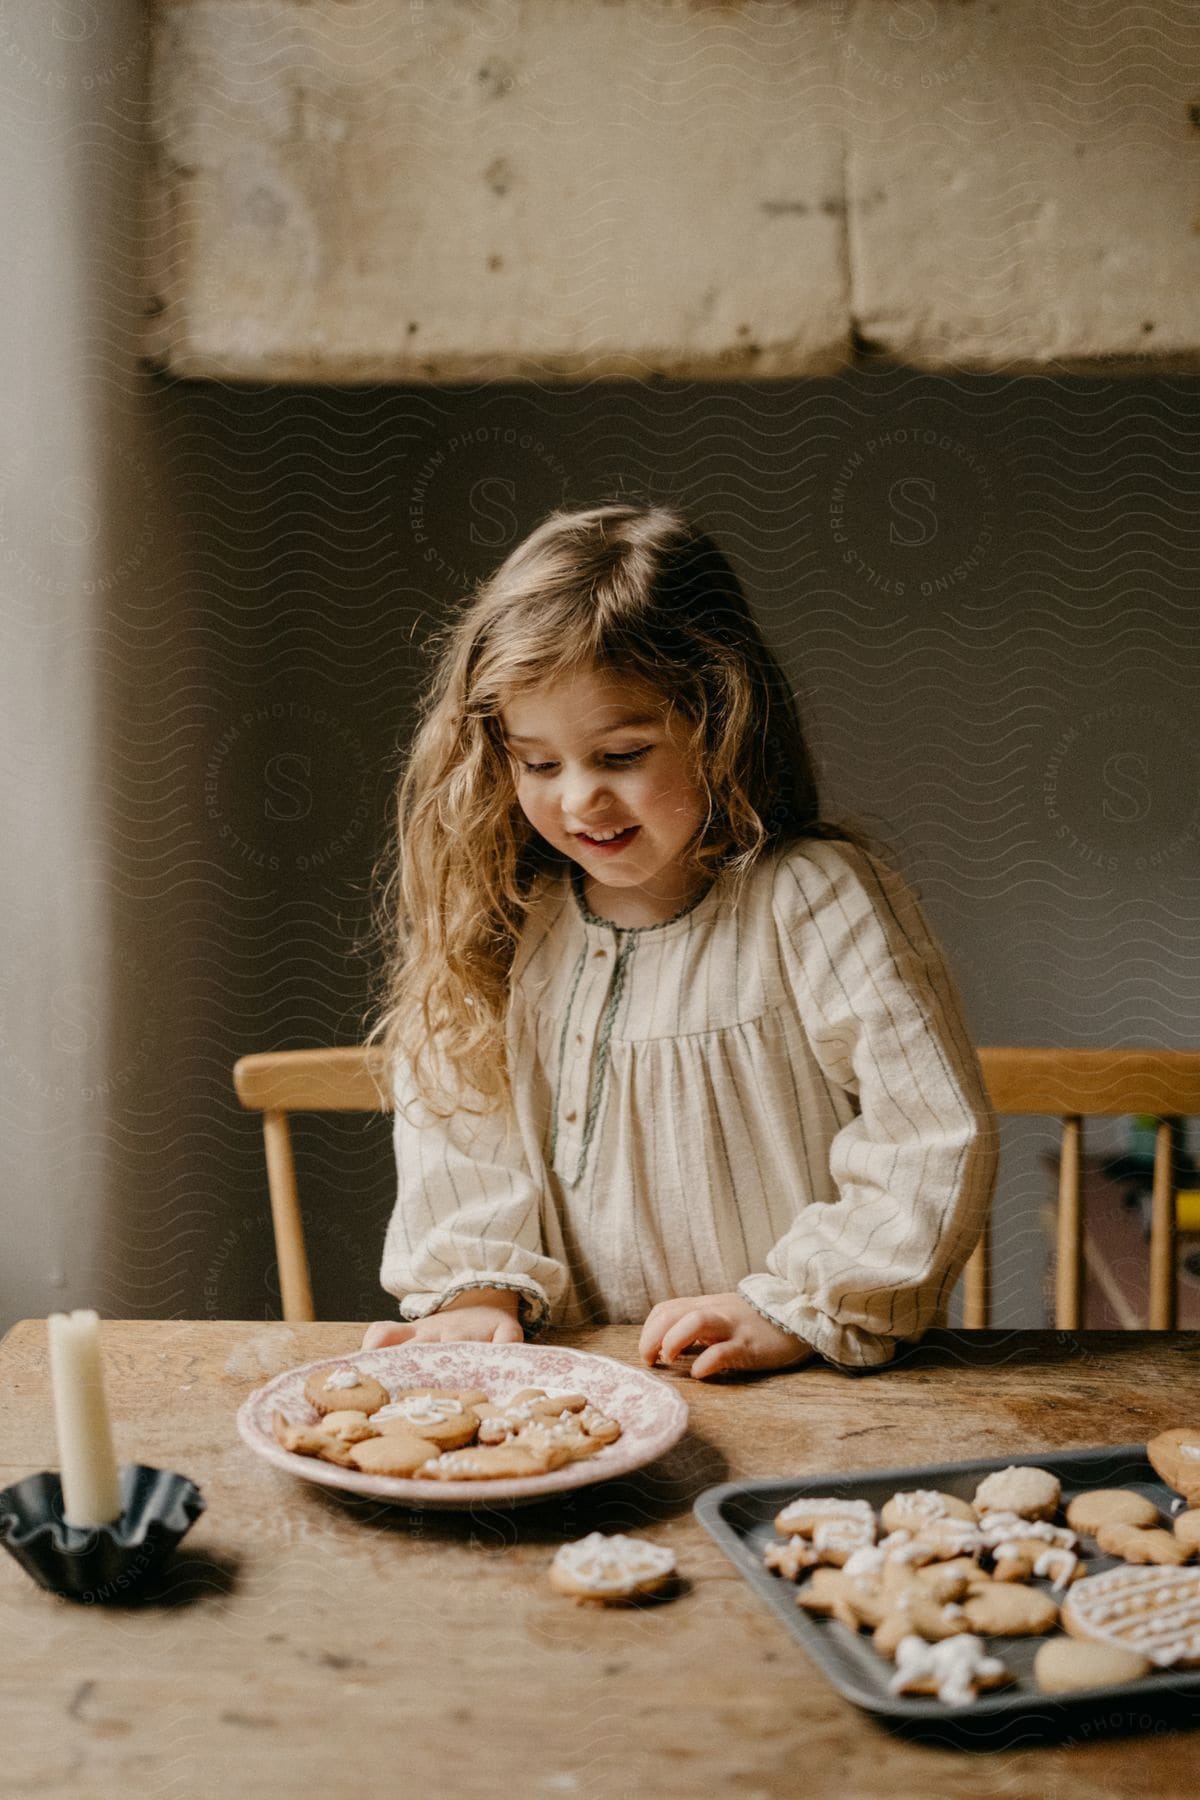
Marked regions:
[2,1321,1198,1799]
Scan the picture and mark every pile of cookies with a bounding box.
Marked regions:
[272,1363,622,1480]
[763,1429,1200,1706]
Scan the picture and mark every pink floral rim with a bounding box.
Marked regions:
[237,1340,690,1509]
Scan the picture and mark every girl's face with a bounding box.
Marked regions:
[500,667,710,925]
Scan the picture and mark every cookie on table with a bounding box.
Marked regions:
[879,1490,975,1535]
[1174,1510,1200,1551]
[971,1466,1061,1522]
[371,1391,483,1448]
[418,1441,572,1481]
[346,1433,436,1478]
[549,1532,676,1605]
[888,1634,1011,1706]
[1034,1638,1153,1694]
[1063,1565,1200,1667]
[1095,1523,1192,1566]
[1146,1428,1200,1507]
[304,1365,389,1417]
[1066,1488,1159,1536]
[960,1576,1059,1637]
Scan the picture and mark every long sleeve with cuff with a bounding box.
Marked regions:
[382,1056,571,1333]
[380,838,996,1363]
[736,846,997,1366]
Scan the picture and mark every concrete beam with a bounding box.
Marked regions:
[145,1,1200,381]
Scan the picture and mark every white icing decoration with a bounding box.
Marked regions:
[842,1546,887,1578]
[376,1395,464,1425]
[322,1368,363,1390]
[552,1531,676,1593]
[889,1634,1007,1706]
[1065,1566,1200,1667]
[979,1511,1076,1550]
[1033,1547,1078,1591]
[892,1490,950,1521]
[1179,1445,1200,1460]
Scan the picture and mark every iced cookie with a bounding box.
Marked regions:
[880,1490,975,1535]
[774,1496,876,1540]
[304,1365,388,1417]
[549,1532,676,1605]
[418,1441,571,1481]
[346,1433,436,1477]
[1095,1523,1192,1566]
[880,1520,985,1565]
[960,1577,1058,1637]
[1146,1428,1200,1506]
[888,1634,1011,1706]
[977,1511,1076,1553]
[371,1391,482,1448]
[972,1466,1061,1522]
[1033,1638,1152,1694]
[990,1539,1080,1590]
[873,1591,971,1658]
[477,1392,592,1443]
[795,1566,853,1622]
[833,1558,971,1638]
[1174,1510,1200,1551]
[1066,1488,1159,1537]
[1063,1564,1200,1666]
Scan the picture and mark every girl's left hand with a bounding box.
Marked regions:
[638,1292,813,1379]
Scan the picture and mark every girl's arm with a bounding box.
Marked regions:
[738,842,998,1369]
[377,1057,568,1335]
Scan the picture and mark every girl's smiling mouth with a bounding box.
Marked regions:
[575,825,639,852]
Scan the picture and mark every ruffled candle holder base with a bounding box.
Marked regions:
[0,1463,205,1601]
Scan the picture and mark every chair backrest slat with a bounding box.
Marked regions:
[962,1048,1200,1332]
[1149,1117,1177,1330]
[1054,1116,1083,1331]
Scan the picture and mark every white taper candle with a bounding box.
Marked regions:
[48,1310,123,1527]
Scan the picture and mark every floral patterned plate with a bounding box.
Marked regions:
[237,1341,690,1509]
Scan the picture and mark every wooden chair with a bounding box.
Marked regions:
[233,1046,392,1321]
[962,1048,1200,1331]
[235,1043,1200,1329]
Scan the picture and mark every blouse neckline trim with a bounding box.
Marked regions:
[567,859,720,938]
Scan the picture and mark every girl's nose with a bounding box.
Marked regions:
[560,764,610,821]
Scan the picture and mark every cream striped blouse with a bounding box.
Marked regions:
[380,838,998,1367]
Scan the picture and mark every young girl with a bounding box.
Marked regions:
[362,504,997,1377]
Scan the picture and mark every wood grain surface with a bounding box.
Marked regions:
[1,1320,1198,1799]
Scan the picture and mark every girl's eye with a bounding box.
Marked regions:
[520,746,652,776]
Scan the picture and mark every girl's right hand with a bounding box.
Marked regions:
[361,1291,525,1350]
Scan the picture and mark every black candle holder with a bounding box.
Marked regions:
[0,1463,205,1601]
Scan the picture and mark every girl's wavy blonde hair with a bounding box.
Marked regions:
[372,503,867,1117]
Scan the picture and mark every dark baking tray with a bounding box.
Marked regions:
[695,1443,1200,1740]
